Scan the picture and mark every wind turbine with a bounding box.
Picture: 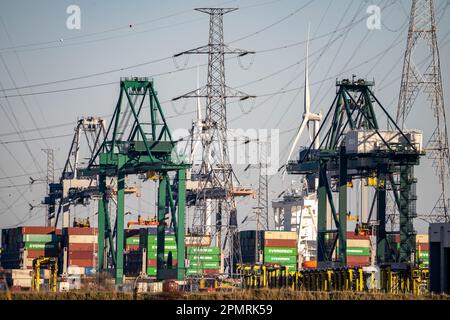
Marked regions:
[285,24,322,170]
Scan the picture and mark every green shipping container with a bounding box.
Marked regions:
[284,264,297,270]
[20,234,60,243]
[186,268,203,275]
[147,244,177,252]
[24,242,58,250]
[148,251,177,259]
[264,255,297,264]
[146,267,157,276]
[264,247,296,256]
[126,237,140,245]
[147,235,176,243]
[187,254,220,262]
[347,247,370,256]
[188,260,220,269]
[187,246,220,255]
[418,251,429,258]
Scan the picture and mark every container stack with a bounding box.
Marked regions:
[239,230,264,264]
[124,229,141,276]
[346,232,371,267]
[1,227,61,270]
[139,227,178,277]
[63,227,97,275]
[238,230,298,271]
[416,234,429,269]
[263,231,298,271]
[186,246,221,276]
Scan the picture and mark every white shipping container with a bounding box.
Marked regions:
[416,234,429,243]
[345,130,422,154]
[67,266,85,275]
[264,231,297,240]
[12,269,32,277]
[347,239,371,247]
[12,278,32,288]
[68,235,97,243]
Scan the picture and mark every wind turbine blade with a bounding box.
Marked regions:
[304,23,311,115]
[285,118,309,171]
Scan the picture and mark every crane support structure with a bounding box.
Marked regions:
[287,78,424,268]
[80,78,189,284]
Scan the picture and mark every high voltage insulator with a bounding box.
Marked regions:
[397,0,450,223]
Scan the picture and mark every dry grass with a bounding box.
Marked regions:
[1,289,449,300]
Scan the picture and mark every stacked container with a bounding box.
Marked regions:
[238,230,298,271]
[1,227,61,269]
[124,229,141,275]
[346,232,371,267]
[63,227,97,275]
[186,246,221,276]
[416,234,429,268]
[263,231,297,270]
[139,227,177,277]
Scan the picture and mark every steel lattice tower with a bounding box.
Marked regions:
[257,141,269,230]
[397,0,450,222]
[174,8,254,275]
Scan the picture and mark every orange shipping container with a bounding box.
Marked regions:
[68,258,96,267]
[19,226,60,235]
[264,239,297,247]
[68,243,98,251]
[65,227,98,235]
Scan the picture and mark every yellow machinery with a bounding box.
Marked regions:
[32,257,58,292]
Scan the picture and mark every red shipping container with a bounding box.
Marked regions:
[346,232,370,240]
[64,227,98,235]
[347,256,371,263]
[416,243,429,251]
[68,243,98,251]
[347,261,370,267]
[264,239,297,247]
[19,226,59,235]
[26,250,58,258]
[68,251,97,259]
[68,258,97,267]
[147,259,178,267]
[203,269,220,275]
[126,245,140,251]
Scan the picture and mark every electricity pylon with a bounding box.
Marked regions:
[397,0,450,222]
[173,8,254,275]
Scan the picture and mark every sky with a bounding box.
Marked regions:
[0,0,449,234]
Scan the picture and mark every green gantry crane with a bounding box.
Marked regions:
[287,77,424,269]
[80,77,190,284]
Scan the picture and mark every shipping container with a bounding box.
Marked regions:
[20,234,60,243]
[263,247,296,256]
[264,239,297,247]
[187,246,220,255]
[347,247,370,256]
[64,227,97,235]
[187,254,220,262]
[68,235,97,243]
[264,255,297,264]
[264,231,297,240]
[24,242,58,250]
[68,251,97,259]
[68,243,97,251]
[18,226,59,235]
[347,239,371,247]
[68,258,97,267]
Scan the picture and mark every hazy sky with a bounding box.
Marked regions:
[0,0,449,234]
